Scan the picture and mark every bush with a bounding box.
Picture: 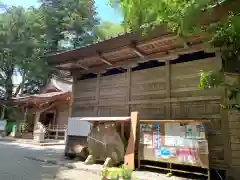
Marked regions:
[101,165,134,180]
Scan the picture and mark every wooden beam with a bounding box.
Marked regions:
[130,46,146,59]
[130,41,146,59]
[74,95,221,107]
[76,60,89,70]
[88,44,205,73]
[178,36,189,49]
[98,52,112,65]
[56,44,207,73]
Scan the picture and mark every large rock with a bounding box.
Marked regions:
[88,122,125,165]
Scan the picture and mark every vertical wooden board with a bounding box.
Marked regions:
[98,106,129,117]
[99,73,127,103]
[209,147,225,166]
[130,104,166,120]
[55,104,69,126]
[165,61,171,119]
[74,78,97,103]
[131,66,165,82]
[171,57,222,77]
[170,57,223,99]
[171,100,221,119]
[71,106,95,117]
[127,68,131,114]
[131,66,166,101]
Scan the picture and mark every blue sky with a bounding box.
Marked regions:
[2,0,122,23]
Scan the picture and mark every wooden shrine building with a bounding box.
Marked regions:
[46,1,240,179]
[12,78,72,140]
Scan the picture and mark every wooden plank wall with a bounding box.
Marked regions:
[229,112,240,166]
[72,56,228,168]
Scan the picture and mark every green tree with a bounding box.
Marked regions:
[0,0,99,98]
[40,0,99,50]
[0,6,52,98]
[95,21,125,41]
[111,0,240,111]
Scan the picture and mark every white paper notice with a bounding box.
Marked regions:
[143,133,153,145]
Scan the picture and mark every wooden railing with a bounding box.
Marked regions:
[45,124,67,140]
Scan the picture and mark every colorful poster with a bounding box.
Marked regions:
[155,148,161,158]
[153,122,161,149]
[153,133,161,148]
[198,140,209,154]
[155,148,170,159]
[160,148,170,159]
[169,148,177,158]
[177,148,197,164]
[143,132,153,145]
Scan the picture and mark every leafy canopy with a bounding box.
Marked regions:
[0,0,100,98]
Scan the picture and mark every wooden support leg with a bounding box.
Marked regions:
[167,163,173,177]
[208,169,211,180]
[124,111,139,170]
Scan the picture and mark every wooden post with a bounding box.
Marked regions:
[121,122,124,139]
[124,111,139,170]
[96,73,101,116]
[65,71,76,151]
[127,68,132,115]
[55,124,58,140]
[33,111,41,141]
[165,60,171,119]
[34,111,41,130]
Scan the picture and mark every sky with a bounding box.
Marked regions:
[2,0,123,23]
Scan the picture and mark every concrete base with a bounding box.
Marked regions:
[34,133,45,143]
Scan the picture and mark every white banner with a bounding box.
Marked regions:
[67,118,91,136]
[0,120,6,131]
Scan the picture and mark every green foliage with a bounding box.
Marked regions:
[40,0,99,50]
[94,21,125,41]
[198,71,224,89]
[198,71,240,111]
[101,165,133,180]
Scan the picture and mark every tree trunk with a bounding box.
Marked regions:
[14,71,26,97]
[50,39,59,52]
[5,66,14,100]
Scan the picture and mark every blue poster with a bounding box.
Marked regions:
[154,122,161,149]
[160,148,170,159]
[155,148,170,159]
[154,122,159,127]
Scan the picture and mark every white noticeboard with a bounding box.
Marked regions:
[0,120,6,131]
[67,117,91,136]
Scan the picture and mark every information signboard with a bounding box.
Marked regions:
[139,121,209,169]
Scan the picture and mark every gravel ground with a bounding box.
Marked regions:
[0,141,60,180]
[0,141,202,180]
[0,141,103,180]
